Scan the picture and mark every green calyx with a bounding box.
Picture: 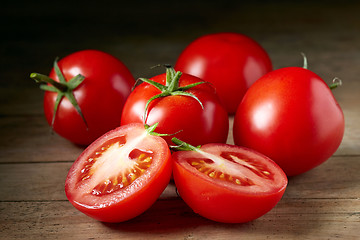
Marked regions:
[145,123,168,137]
[30,59,87,128]
[171,137,201,152]
[145,122,182,137]
[139,66,205,124]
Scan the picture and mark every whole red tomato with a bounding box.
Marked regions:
[121,67,229,146]
[233,66,345,176]
[31,50,135,145]
[175,32,272,114]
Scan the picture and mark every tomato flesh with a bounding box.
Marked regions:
[172,144,287,223]
[78,140,154,196]
[65,123,172,222]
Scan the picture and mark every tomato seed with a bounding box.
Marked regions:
[81,175,90,181]
[129,173,136,181]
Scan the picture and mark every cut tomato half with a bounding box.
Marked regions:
[172,142,287,223]
[65,123,172,222]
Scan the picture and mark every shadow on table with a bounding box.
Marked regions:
[102,196,213,233]
[101,156,358,237]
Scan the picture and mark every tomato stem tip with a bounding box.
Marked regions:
[301,52,308,69]
[30,72,68,92]
[171,137,201,152]
[329,77,343,90]
[145,123,183,137]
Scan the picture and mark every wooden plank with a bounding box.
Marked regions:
[0,161,177,201]
[0,1,359,239]
[1,110,359,164]
[0,198,359,240]
[0,116,85,163]
[0,88,43,116]
[338,108,360,156]
[285,156,360,199]
[0,162,70,201]
[0,156,358,202]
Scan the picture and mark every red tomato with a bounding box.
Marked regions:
[175,32,272,114]
[121,68,229,146]
[65,123,172,222]
[41,50,135,145]
[172,141,287,223]
[233,67,345,176]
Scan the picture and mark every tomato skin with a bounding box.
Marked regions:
[121,73,229,146]
[175,32,272,114]
[233,67,345,176]
[172,143,287,223]
[65,123,172,222]
[44,50,135,145]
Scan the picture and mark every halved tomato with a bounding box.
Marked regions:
[172,141,287,223]
[65,123,172,222]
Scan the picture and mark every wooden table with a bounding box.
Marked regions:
[1,1,359,239]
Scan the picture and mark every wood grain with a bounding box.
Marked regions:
[1,199,359,240]
[1,1,360,239]
[0,156,358,202]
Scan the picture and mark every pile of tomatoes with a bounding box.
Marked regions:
[32,33,345,223]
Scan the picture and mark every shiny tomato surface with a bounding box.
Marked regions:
[233,67,345,176]
[175,32,272,114]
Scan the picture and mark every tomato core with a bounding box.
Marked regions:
[220,152,274,180]
[77,135,154,197]
[186,150,275,187]
[65,123,172,223]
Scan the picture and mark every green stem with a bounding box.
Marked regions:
[167,71,182,92]
[171,137,201,151]
[141,66,206,124]
[139,78,167,92]
[145,123,159,135]
[178,81,206,91]
[143,92,170,123]
[301,52,308,69]
[145,123,180,137]
[165,65,176,86]
[30,73,68,92]
[329,77,342,90]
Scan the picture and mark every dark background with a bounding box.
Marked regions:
[1,0,359,89]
